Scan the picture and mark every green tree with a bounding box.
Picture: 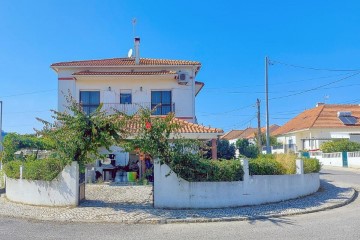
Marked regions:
[204,139,235,159]
[236,139,259,158]
[37,95,129,169]
[320,139,360,153]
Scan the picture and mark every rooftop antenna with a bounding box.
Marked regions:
[132,18,137,37]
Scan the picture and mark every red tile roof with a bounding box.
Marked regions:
[51,57,201,67]
[73,70,177,76]
[126,117,223,134]
[273,104,360,136]
[221,130,244,140]
[222,125,280,140]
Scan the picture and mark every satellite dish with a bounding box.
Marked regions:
[128,49,133,58]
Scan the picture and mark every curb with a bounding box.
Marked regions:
[0,188,356,224]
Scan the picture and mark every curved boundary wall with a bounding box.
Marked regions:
[154,159,320,209]
[6,161,79,207]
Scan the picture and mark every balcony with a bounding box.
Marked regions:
[101,102,176,116]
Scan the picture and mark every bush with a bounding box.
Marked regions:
[250,154,321,175]
[304,158,321,173]
[169,153,243,182]
[249,156,285,175]
[4,158,67,181]
[320,139,360,153]
[0,169,4,188]
[2,133,54,163]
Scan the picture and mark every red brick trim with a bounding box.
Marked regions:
[58,77,74,80]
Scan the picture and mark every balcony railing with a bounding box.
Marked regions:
[101,102,175,115]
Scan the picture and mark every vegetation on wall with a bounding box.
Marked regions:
[1,133,54,163]
[4,158,67,181]
[320,139,360,153]
[249,154,321,175]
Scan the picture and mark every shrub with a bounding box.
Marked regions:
[236,139,259,158]
[0,169,4,188]
[304,158,321,173]
[250,154,321,175]
[320,139,360,153]
[169,154,243,182]
[2,133,54,163]
[249,156,285,175]
[4,158,66,181]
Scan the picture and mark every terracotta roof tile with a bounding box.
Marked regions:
[51,57,201,67]
[222,125,280,140]
[273,104,360,136]
[126,117,223,135]
[221,130,244,140]
[73,70,177,76]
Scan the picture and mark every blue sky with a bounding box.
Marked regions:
[1,1,360,134]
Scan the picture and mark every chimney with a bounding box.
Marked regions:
[316,102,325,107]
[134,37,140,65]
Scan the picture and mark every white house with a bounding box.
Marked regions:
[273,103,360,153]
[51,37,223,162]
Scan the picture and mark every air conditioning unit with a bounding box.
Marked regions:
[177,73,189,85]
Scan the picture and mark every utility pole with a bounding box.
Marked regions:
[256,99,262,153]
[265,56,271,154]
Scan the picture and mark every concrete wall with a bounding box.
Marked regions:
[347,151,360,168]
[6,162,79,207]
[154,160,320,209]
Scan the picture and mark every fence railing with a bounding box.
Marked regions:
[322,152,341,158]
[101,102,175,115]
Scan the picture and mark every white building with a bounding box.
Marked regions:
[51,37,223,161]
[273,103,360,153]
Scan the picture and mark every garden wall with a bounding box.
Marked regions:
[154,160,320,209]
[6,161,79,206]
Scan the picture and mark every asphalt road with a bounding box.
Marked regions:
[0,167,359,240]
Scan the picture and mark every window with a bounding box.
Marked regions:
[80,91,100,115]
[151,91,172,115]
[120,90,132,104]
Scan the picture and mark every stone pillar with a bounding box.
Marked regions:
[296,159,304,174]
[211,139,217,160]
[242,159,249,182]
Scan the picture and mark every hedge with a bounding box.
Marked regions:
[250,154,321,175]
[3,158,66,181]
[168,153,243,182]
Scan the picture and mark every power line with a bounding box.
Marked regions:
[0,89,56,99]
[269,71,360,100]
[271,59,360,72]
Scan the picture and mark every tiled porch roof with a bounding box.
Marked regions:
[126,117,223,135]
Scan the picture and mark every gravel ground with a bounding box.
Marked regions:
[0,179,355,224]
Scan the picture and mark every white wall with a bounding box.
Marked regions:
[56,66,197,122]
[6,162,79,206]
[154,161,320,209]
[347,151,360,168]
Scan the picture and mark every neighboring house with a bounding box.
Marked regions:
[272,103,360,153]
[222,125,280,157]
[51,37,223,161]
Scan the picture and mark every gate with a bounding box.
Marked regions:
[342,151,348,167]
